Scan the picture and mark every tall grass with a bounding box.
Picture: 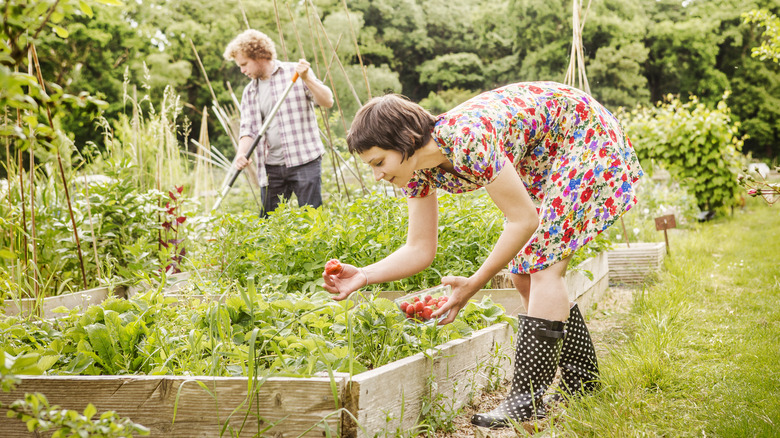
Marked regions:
[550,200,780,437]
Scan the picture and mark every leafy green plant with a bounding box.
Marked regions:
[617,93,745,215]
[7,393,149,437]
[200,191,507,293]
[743,9,780,64]
[0,280,513,379]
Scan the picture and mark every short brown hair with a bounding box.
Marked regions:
[223,29,277,62]
[347,94,436,161]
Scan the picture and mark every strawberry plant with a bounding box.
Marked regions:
[0,279,514,378]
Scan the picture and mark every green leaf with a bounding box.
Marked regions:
[36,355,60,373]
[51,25,69,38]
[0,248,15,259]
[85,323,117,372]
[79,0,94,17]
[83,403,97,420]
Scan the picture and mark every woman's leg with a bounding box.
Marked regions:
[510,272,530,310]
[511,257,572,322]
[471,258,573,428]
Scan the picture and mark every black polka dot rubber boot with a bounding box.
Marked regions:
[557,303,600,397]
[471,314,566,428]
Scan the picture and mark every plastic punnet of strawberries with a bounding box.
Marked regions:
[394,284,451,322]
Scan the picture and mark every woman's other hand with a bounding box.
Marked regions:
[433,275,480,325]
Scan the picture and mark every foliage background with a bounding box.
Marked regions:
[3,0,778,169]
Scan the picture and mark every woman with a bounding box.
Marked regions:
[322,82,643,427]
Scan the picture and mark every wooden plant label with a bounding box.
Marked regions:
[654,214,676,254]
[654,214,677,231]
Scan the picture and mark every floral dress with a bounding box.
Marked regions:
[403,82,644,274]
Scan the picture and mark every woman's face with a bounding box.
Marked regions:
[359,146,416,187]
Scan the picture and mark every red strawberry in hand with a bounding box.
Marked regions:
[324,259,343,275]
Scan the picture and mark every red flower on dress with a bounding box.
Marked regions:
[584,169,594,180]
[580,187,594,203]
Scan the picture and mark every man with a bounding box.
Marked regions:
[223,29,334,215]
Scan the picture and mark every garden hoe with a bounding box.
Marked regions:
[211,72,300,212]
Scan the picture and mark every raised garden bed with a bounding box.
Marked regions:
[607,242,666,283]
[0,255,608,436]
[3,286,116,319]
[0,324,513,437]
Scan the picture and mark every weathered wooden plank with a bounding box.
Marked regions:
[0,375,346,437]
[607,242,666,283]
[344,323,515,437]
[2,287,112,319]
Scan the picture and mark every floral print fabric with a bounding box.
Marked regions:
[403,81,644,274]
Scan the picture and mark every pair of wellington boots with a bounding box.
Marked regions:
[471,303,599,428]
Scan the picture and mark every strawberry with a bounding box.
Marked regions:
[324,259,343,275]
[424,295,433,303]
[406,305,416,316]
[422,307,433,320]
[414,301,424,313]
[400,301,409,312]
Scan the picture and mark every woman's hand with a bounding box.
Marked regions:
[322,261,368,301]
[432,275,481,325]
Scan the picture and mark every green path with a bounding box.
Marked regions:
[558,203,780,437]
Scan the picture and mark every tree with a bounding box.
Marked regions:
[743,8,780,63]
[507,0,651,110]
[417,53,484,90]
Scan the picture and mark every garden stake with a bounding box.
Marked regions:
[654,213,676,255]
[211,72,299,212]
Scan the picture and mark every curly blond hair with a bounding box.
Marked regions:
[223,29,277,61]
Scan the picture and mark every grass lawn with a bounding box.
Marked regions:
[440,200,780,437]
[556,201,780,437]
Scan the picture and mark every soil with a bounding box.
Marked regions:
[432,284,637,438]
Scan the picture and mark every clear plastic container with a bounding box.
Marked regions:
[393,284,451,322]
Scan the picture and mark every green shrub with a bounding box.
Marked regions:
[617,93,745,215]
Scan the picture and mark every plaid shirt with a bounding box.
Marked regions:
[239,61,325,186]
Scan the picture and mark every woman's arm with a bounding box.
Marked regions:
[362,192,439,284]
[436,158,539,322]
[324,191,439,300]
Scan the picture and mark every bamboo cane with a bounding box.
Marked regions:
[30,43,88,291]
[82,175,102,280]
[282,3,351,199]
[17,139,29,290]
[342,0,372,99]
[307,1,368,194]
[3,110,11,257]
[308,1,369,194]
[272,0,288,60]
